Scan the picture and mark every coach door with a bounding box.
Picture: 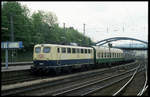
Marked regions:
[57,47,61,65]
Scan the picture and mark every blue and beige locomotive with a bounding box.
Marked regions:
[31,44,134,74]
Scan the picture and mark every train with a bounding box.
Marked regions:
[31,44,135,74]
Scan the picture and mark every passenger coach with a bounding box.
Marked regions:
[93,46,124,66]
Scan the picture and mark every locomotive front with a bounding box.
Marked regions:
[31,44,57,73]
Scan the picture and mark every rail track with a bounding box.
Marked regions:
[2,74,41,85]
[136,63,148,96]
[88,63,146,96]
[52,68,138,96]
[1,61,140,96]
[2,61,137,85]
[118,61,148,96]
[2,69,32,85]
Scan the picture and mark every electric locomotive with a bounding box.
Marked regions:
[31,44,94,74]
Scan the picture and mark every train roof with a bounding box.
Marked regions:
[34,44,93,49]
[92,46,123,53]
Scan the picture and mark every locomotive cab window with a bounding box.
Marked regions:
[35,47,41,53]
[43,47,51,53]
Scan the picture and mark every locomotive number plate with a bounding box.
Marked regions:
[39,54,44,58]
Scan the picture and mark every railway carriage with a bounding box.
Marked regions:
[92,46,124,66]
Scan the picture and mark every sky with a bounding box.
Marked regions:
[19,1,148,44]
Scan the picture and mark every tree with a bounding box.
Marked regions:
[2,1,32,48]
[43,11,58,27]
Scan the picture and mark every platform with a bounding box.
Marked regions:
[1,61,33,65]
[1,65,32,72]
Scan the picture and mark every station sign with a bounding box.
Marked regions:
[1,41,23,69]
[1,41,23,49]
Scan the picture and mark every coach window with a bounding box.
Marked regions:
[107,53,109,58]
[72,48,76,53]
[67,48,71,53]
[62,48,66,53]
[85,49,87,54]
[35,47,41,53]
[43,47,51,53]
[88,49,90,53]
[57,48,60,53]
[104,53,106,58]
[98,53,101,58]
[103,53,105,58]
[81,49,84,54]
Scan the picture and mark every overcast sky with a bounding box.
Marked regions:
[20,1,148,43]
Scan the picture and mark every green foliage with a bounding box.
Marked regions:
[2,1,94,50]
